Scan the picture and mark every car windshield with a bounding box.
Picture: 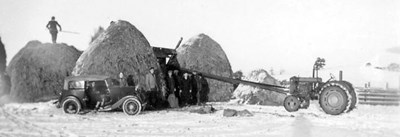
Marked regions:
[107,78,120,87]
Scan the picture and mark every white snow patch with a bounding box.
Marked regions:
[0,100,399,137]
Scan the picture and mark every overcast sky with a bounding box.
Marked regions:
[1,0,400,86]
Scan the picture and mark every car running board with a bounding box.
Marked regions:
[98,106,112,112]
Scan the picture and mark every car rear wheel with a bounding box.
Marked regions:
[62,97,81,114]
[122,98,142,116]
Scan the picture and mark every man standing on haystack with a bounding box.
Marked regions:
[146,67,159,108]
[46,16,62,43]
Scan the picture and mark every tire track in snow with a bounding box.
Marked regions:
[1,107,77,137]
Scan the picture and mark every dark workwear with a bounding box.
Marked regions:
[46,20,61,43]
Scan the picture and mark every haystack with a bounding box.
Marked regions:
[6,40,82,102]
[0,74,10,97]
[233,69,286,106]
[174,33,233,101]
[72,20,166,92]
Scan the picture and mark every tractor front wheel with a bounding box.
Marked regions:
[283,95,301,112]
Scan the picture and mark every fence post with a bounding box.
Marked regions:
[386,82,389,90]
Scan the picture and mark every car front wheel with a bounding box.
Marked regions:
[62,97,81,114]
[122,98,142,116]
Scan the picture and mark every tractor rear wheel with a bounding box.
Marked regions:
[284,95,301,112]
[341,81,357,112]
[319,84,350,115]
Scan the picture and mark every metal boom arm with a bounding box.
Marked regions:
[180,68,287,94]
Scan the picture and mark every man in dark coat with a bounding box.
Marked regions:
[180,73,192,106]
[166,70,179,108]
[166,70,175,95]
[46,16,62,43]
[190,72,199,105]
[198,74,209,104]
[173,70,182,104]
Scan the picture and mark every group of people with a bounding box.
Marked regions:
[145,67,209,109]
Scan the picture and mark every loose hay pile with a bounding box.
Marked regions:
[6,40,81,102]
[72,20,166,91]
[233,69,286,106]
[174,34,233,101]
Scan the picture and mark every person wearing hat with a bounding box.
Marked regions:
[46,16,62,43]
[166,70,176,95]
[191,72,200,105]
[180,73,192,106]
[166,70,179,108]
[173,70,182,104]
[145,67,159,108]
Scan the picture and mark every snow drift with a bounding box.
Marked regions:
[72,20,166,92]
[174,34,233,101]
[6,40,81,102]
[233,69,286,106]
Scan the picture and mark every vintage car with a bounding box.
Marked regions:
[58,75,146,115]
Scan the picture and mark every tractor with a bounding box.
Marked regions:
[153,38,356,115]
[283,58,357,115]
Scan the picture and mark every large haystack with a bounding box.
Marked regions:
[6,40,82,102]
[0,74,10,97]
[174,33,233,101]
[72,20,166,92]
[233,69,286,106]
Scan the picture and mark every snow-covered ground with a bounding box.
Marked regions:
[0,101,399,137]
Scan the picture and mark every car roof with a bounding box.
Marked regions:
[64,75,110,81]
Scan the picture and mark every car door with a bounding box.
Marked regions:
[106,79,123,103]
[85,80,109,107]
